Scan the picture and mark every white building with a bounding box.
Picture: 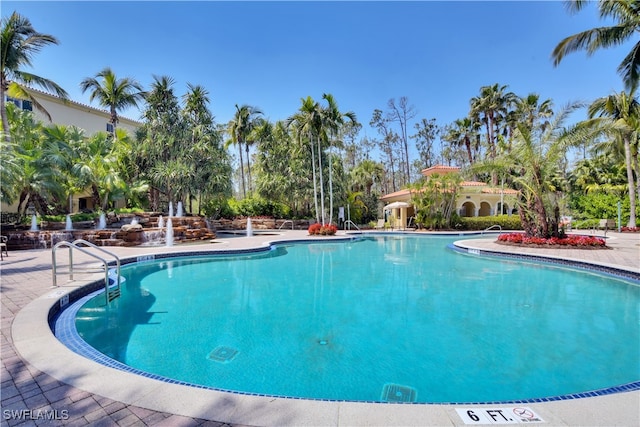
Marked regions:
[6,86,141,135]
[2,88,142,215]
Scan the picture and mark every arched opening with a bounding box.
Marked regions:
[478,201,492,216]
[460,201,476,217]
[497,202,509,215]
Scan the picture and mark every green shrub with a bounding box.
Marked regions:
[42,212,97,222]
[202,197,236,219]
[115,207,144,214]
[573,219,599,230]
[457,215,523,231]
[235,197,290,218]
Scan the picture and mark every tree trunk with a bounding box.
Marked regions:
[245,145,252,195]
[464,137,473,165]
[0,79,10,143]
[238,141,246,198]
[309,133,320,224]
[534,195,549,237]
[623,136,636,227]
[92,184,101,211]
[631,143,639,221]
[317,137,326,225]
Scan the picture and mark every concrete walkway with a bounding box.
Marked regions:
[1,230,638,426]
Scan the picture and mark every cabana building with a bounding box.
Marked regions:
[380,165,519,229]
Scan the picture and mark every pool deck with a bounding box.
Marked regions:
[1,230,639,426]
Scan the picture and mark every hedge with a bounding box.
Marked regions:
[456,215,523,231]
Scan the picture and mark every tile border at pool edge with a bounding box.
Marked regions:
[11,233,640,426]
[450,241,640,283]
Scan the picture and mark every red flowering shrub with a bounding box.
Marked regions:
[308,223,322,235]
[497,233,606,247]
[621,227,640,233]
[308,223,338,236]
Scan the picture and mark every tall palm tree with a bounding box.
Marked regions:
[0,11,68,141]
[133,75,181,210]
[586,91,639,227]
[321,93,357,224]
[552,0,640,91]
[442,117,478,166]
[287,97,324,223]
[226,104,263,198]
[470,83,516,160]
[80,67,143,130]
[183,83,215,213]
[470,84,517,184]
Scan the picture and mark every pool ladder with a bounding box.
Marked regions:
[52,239,122,303]
[482,224,502,235]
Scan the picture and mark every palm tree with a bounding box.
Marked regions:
[442,117,478,166]
[2,105,52,215]
[350,159,384,196]
[321,93,357,224]
[287,97,324,223]
[72,128,132,211]
[586,91,639,227]
[470,83,517,161]
[552,0,640,91]
[516,93,554,132]
[183,83,214,213]
[480,104,581,237]
[226,104,263,198]
[80,67,143,130]
[0,11,68,142]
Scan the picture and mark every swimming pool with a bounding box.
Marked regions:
[61,235,639,404]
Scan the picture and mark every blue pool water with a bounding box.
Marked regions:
[71,236,639,403]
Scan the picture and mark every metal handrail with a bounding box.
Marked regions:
[52,240,121,303]
[344,220,360,231]
[278,220,294,230]
[482,224,502,235]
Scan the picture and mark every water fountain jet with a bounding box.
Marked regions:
[246,217,253,237]
[166,218,174,246]
[177,201,183,217]
[97,213,107,230]
[30,215,39,231]
[65,214,73,231]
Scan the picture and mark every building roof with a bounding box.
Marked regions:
[421,164,461,177]
[22,85,143,125]
[380,180,519,201]
[380,188,412,201]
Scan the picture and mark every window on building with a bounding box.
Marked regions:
[5,96,32,111]
[106,123,114,133]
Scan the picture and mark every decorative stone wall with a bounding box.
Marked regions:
[1,213,217,250]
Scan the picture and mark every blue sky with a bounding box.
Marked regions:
[4,1,628,146]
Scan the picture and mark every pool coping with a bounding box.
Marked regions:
[11,231,640,426]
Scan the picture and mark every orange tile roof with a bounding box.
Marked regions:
[380,189,412,201]
[460,181,487,187]
[481,187,519,194]
[421,164,461,177]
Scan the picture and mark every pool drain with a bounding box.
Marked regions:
[381,383,417,403]
[207,346,238,363]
